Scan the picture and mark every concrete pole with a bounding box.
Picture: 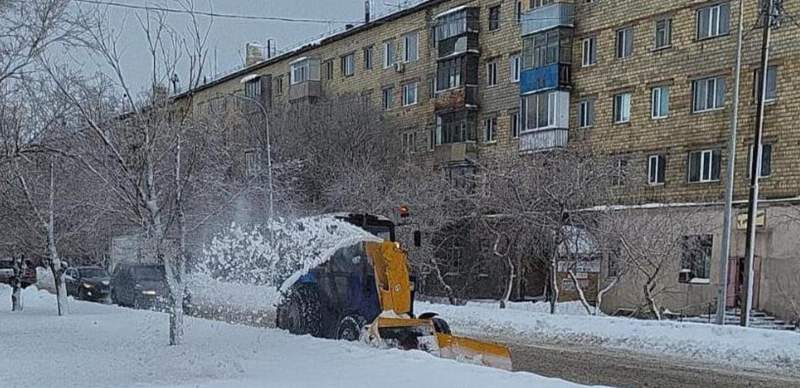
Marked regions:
[741,0,774,327]
[715,0,746,325]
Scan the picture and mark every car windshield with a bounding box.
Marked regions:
[79,268,108,278]
[132,266,164,280]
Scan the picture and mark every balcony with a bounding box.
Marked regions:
[520,63,571,95]
[519,128,568,153]
[521,3,574,36]
[434,142,478,164]
[288,80,321,102]
[433,85,479,112]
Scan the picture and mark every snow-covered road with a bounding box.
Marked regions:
[0,286,593,388]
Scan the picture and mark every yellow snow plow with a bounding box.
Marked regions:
[363,241,513,371]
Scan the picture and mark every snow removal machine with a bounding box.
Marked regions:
[276,213,513,370]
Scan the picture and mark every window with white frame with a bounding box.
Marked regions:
[483,116,497,142]
[613,93,631,123]
[384,39,397,68]
[530,0,554,8]
[486,60,498,86]
[680,235,712,282]
[651,86,669,119]
[753,66,778,102]
[382,86,395,110]
[244,151,259,177]
[697,3,730,40]
[341,53,355,77]
[510,111,520,138]
[488,5,501,31]
[616,27,633,59]
[402,132,417,154]
[402,82,418,106]
[693,76,726,112]
[688,149,721,183]
[509,54,521,83]
[648,154,666,185]
[290,58,320,85]
[523,92,558,130]
[403,32,419,62]
[363,46,373,69]
[748,143,773,178]
[579,99,594,128]
[582,36,597,66]
[655,18,672,49]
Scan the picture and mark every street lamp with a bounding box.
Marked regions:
[227,92,274,224]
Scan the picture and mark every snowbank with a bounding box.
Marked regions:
[417,301,800,373]
[187,273,279,312]
[0,285,592,388]
[463,300,601,316]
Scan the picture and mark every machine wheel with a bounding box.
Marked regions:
[419,312,451,335]
[276,284,322,337]
[336,315,367,341]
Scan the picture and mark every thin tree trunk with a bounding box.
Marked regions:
[500,256,514,309]
[595,276,619,316]
[167,131,186,346]
[644,282,661,320]
[549,256,559,314]
[568,270,592,315]
[47,161,67,316]
[11,283,22,311]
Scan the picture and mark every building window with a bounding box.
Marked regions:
[436,56,466,91]
[523,28,572,69]
[688,149,721,183]
[530,0,555,8]
[655,18,672,49]
[290,58,320,85]
[403,32,419,62]
[363,46,373,70]
[509,54,521,83]
[245,151,259,177]
[402,132,417,154]
[402,82,418,106]
[693,76,726,112]
[749,144,773,178]
[488,5,501,31]
[341,53,355,77]
[486,60,498,86]
[579,99,594,128]
[697,3,730,40]
[613,93,631,123]
[582,36,597,67]
[523,92,558,131]
[324,60,334,80]
[753,66,778,102]
[384,39,397,68]
[651,86,669,119]
[382,86,395,110]
[680,235,712,282]
[483,116,497,143]
[274,76,283,95]
[244,77,262,99]
[648,154,666,185]
[516,1,523,24]
[616,27,633,59]
[613,158,628,186]
[436,111,476,145]
[510,111,520,138]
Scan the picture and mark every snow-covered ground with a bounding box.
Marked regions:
[416,301,800,373]
[0,285,592,388]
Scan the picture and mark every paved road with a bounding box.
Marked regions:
[187,304,800,387]
[507,340,800,388]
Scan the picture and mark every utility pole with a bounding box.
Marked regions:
[716,0,746,325]
[741,0,775,327]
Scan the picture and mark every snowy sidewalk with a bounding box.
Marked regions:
[416,301,800,375]
[0,286,594,388]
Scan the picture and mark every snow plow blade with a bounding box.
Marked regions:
[369,317,513,371]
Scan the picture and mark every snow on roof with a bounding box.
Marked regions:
[289,56,309,65]
[239,74,260,84]
[434,5,471,19]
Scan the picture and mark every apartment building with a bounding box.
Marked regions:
[176,0,800,321]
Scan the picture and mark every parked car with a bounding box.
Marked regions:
[0,258,37,288]
[65,266,111,301]
[111,264,167,309]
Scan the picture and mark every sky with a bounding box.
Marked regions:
[68,0,420,94]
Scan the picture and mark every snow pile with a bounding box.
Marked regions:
[35,266,55,292]
[0,285,592,388]
[186,272,279,312]
[197,217,381,297]
[417,301,800,372]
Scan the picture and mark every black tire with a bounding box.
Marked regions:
[276,284,322,337]
[77,288,86,301]
[336,315,367,341]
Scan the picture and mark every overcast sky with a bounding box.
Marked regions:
[70,0,413,94]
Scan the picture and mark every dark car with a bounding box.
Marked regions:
[0,258,37,289]
[65,266,111,301]
[110,264,168,309]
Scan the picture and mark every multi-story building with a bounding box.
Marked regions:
[175,0,800,322]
